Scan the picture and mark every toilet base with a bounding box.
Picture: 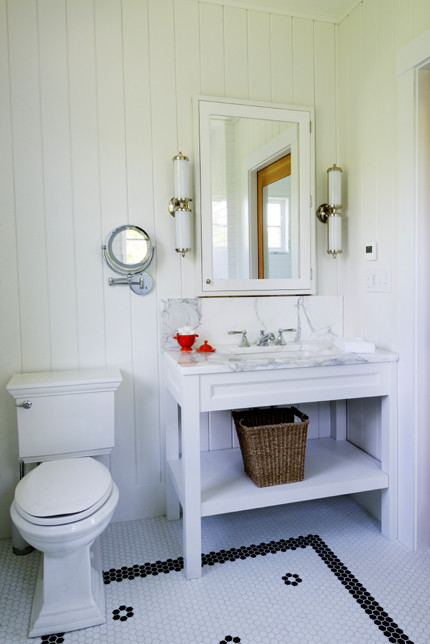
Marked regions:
[29,539,106,638]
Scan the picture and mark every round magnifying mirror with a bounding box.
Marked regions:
[103,225,154,275]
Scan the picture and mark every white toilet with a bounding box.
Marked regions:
[7,367,122,638]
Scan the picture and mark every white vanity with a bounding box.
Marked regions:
[162,96,398,580]
[164,343,398,579]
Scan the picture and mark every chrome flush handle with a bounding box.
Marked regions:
[16,400,32,409]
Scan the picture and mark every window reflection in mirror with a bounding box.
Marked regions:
[209,115,299,281]
[111,228,150,266]
[258,153,299,279]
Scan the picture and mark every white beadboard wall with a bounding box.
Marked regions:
[0,0,338,537]
[1,0,430,540]
[336,0,430,346]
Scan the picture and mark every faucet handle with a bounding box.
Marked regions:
[275,328,296,345]
[228,330,250,347]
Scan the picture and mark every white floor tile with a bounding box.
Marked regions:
[0,496,428,643]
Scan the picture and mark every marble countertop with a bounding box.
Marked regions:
[164,341,398,376]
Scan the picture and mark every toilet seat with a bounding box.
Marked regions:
[14,457,113,526]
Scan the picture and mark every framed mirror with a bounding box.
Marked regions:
[195,96,315,295]
[103,225,154,275]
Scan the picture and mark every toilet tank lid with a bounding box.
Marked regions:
[7,367,122,398]
[15,458,113,517]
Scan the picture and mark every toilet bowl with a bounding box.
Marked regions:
[7,367,122,638]
[10,457,119,637]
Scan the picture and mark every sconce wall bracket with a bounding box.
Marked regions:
[168,197,192,216]
[316,203,335,223]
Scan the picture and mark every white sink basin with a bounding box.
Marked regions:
[220,343,316,356]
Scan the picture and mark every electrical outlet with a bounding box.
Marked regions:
[366,269,392,293]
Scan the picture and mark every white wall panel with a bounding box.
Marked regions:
[224,7,249,99]
[149,0,181,298]
[313,20,338,294]
[66,0,107,370]
[270,14,293,104]
[173,0,200,296]
[122,0,161,489]
[0,0,22,528]
[7,0,51,372]
[247,10,271,101]
[199,2,225,97]
[0,0,354,536]
[292,18,314,106]
[38,0,79,371]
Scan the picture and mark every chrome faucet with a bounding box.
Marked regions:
[228,330,250,347]
[256,330,275,346]
[274,328,296,345]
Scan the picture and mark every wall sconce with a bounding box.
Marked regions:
[168,152,192,257]
[316,164,343,258]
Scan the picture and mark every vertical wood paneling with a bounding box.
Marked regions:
[67,0,106,368]
[292,18,314,106]
[94,0,136,498]
[122,0,161,487]
[224,6,248,99]
[199,2,225,97]
[313,20,338,295]
[148,0,182,496]
[361,1,379,342]
[247,10,271,101]
[0,0,22,525]
[395,0,413,48]
[342,7,364,338]
[38,0,78,370]
[209,410,234,450]
[5,0,403,536]
[412,0,430,35]
[173,0,200,296]
[374,0,396,349]
[148,0,180,298]
[7,0,51,371]
[270,14,293,104]
[335,17,350,304]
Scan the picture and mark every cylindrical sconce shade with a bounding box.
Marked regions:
[327,164,342,208]
[328,214,342,255]
[173,153,189,198]
[175,209,191,253]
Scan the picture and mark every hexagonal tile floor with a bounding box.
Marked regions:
[0,496,429,643]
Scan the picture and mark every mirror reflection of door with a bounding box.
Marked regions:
[257,154,292,279]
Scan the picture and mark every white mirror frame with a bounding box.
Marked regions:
[194,96,316,295]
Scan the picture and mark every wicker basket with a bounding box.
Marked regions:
[232,407,309,487]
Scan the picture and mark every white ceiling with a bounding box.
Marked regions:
[199,0,362,23]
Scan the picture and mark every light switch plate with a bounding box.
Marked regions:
[366,269,392,293]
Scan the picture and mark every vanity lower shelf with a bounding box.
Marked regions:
[167,437,388,518]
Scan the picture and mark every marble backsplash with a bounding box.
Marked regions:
[161,296,343,350]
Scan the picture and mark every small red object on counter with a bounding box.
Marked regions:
[196,340,215,352]
[173,333,198,351]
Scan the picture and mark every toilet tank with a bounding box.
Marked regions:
[7,368,122,462]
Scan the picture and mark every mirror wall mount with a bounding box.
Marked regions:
[316,164,343,258]
[194,96,315,295]
[168,152,192,257]
[102,225,155,296]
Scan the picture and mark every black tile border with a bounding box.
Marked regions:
[103,533,413,644]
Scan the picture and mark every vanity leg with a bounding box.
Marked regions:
[380,382,398,540]
[181,376,202,579]
[165,389,181,521]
